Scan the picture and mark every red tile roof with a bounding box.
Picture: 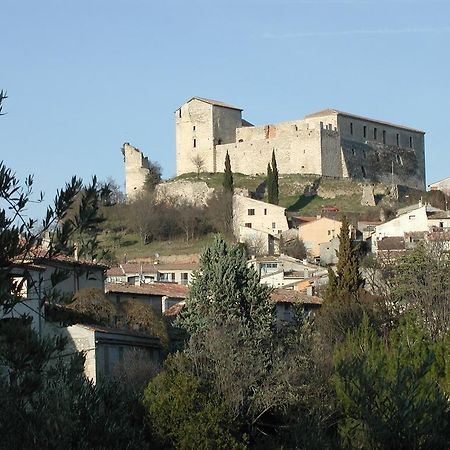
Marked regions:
[163,301,186,317]
[270,288,323,305]
[105,282,188,299]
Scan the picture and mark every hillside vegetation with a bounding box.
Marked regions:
[99,172,431,262]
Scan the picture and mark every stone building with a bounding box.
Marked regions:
[175,97,426,190]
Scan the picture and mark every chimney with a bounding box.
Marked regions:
[161,295,169,314]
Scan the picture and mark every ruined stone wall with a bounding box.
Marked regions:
[154,180,214,206]
[123,143,150,200]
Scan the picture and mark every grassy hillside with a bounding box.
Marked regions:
[99,173,423,262]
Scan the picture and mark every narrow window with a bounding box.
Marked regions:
[382,130,386,144]
[373,128,377,140]
[193,139,196,148]
[178,109,181,118]
[409,136,413,148]
[248,208,255,216]
[217,139,222,145]
[363,150,366,159]
[350,122,353,135]
[264,208,267,215]
[320,121,323,129]
[351,148,355,156]
[193,125,196,131]
[396,133,400,146]
[361,166,366,177]
[363,125,367,138]
[376,153,380,162]
[272,222,276,228]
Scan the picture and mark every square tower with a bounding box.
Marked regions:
[175,97,242,176]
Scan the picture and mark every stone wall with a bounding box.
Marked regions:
[154,180,214,206]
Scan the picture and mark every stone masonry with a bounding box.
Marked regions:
[122,142,151,200]
[175,97,426,191]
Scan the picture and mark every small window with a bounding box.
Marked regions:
[409,215,416,220]
[218,139,222,145]
[245,223,252,228]
[178,109,181,118]
[193,125,196,131]
[375,152,380,162]
[193,139,196,148]
[294,124,298,131]
[396,133,400,146]
[320,121,323,129]
[238,139,243,142]
[248,208,255,216]
[439,221,444,228]
[264,208,267,215]
[351,148,355,156]
[327,230,331,235]
[409,136,413,148]
[382,130,386,144]
[374,128,377,140]
[350,122,353,135]
[361,166,366,177]
[363,150,366,159]
[363,125,367,138]
[272,222,276,228]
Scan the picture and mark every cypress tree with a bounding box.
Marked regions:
[267,163,274,204]
[271,150,279,205]
[223,151,234,192]
[326,215,364,302]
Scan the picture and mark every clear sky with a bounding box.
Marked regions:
[1,0,449,217]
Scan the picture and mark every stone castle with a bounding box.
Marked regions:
[123,96,426,199]
[175,97,426,191]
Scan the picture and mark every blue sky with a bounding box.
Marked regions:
[1,0,449,217]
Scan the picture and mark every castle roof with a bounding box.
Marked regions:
[304,108,424,134]
[186,97,243,111]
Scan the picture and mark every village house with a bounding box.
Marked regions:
[106,262,197,286]
[372,203,450,254]
[62,323,162,384]
[297,216,345,260]
[233,194,289,255]
[2,262,47,334]
[249,254,326,288]
[105,282,188,315]
[271,288,323,325]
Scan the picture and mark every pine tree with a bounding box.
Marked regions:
[326,215,364,302]
[176,236,274,341]
[267,163,274,204]
[271,150,279,205]
[223,151,234,192]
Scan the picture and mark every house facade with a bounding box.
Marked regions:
[298,216,344,259]
[233,194,289,255]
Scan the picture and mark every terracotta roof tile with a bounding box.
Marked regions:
[105,282,188,299]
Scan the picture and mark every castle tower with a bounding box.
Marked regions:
[122,142,150,200]
[175,97,242,176]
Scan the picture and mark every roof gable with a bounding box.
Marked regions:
[181,97,242,111]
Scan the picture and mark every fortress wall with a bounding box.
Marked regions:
[235,119,318,143]
[216,129,323,176]
[340,139,424,190]
[337,115,425,189]
[213,107,241,145]
[320,130,342,178]
[176,100,214,175]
